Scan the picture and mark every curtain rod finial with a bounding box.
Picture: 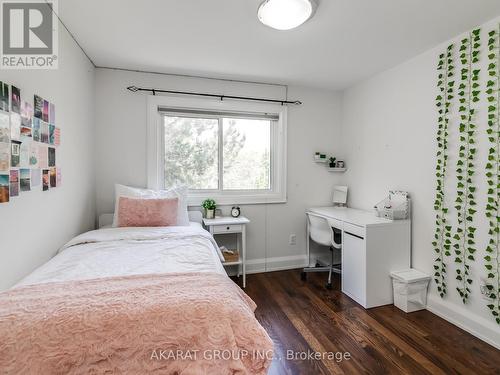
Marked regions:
[127,85,139,92]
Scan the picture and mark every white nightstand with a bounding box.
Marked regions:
[203,216,250,288]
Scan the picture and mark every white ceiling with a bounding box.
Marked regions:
[59,0,500,90]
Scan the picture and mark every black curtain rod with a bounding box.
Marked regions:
[126,85,302,105]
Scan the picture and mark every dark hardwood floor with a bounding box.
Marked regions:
[241,269,500,375]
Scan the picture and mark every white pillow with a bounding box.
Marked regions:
[112,184,189,227]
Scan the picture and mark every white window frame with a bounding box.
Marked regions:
[147,95,287,206]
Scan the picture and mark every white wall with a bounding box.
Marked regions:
[341,17,500,347]
[94,68,343,271]
[0,24,96,290]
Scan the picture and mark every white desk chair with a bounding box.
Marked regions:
[301,212,342,289]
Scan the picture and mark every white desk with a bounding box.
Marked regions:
[307,207,411,308]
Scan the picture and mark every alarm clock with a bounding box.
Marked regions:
[231,206,241,218]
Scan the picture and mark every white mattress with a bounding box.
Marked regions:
[16,223,225,287]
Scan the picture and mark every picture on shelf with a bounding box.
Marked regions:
[0,82,9,112]
[0,174,9,203]
[11,86,20,114]
[20,169,30,192]
[20,126,32,138]
[34,95,43,119]
[9,170,19,197]
[42,169,49,191]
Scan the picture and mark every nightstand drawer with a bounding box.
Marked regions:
[213,224,243,234]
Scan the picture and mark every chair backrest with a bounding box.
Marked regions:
[307,213,334,247]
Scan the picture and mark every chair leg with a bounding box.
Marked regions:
[326,248,333,289]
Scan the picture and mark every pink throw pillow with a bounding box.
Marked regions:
[117,197,178,227]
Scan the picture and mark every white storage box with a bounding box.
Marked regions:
[390,269,430,313]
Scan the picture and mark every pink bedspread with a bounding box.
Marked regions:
[0,272,273,374]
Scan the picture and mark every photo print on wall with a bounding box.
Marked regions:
[0,83,61,203]
[11,86,20,114]
[20,169,30,192]
[9,170,18,197]
[42,169,49,191]
[0,82,9,112]
[0,174,9,202]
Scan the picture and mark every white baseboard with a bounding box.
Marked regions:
[246,254,308,274]
[426,294,500,350]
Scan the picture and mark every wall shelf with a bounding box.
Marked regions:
[327,167,347,172]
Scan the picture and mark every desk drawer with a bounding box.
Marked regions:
[343,222,365,239]
[213,224,242,234]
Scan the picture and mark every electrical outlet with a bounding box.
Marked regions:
[479,278,494,301]
[289,234,296,245]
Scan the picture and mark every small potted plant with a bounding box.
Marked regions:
[202,198,216,219]
[329,157,337,168]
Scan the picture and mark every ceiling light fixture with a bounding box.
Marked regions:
[257,0,317,31]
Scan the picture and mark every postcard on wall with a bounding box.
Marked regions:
[10,113,21,141]
[20,126,32,138]
[21,101,32,128]
[11,86,20,114]
[42,169,49,191]
[20,168,30,192]
[29,143,39,167]
[0,112,9,143]
[56,167,61,186]
[49,103,55,124]
[0,143,9,171]
[40,121,49,143]
[48,147,56,167]
[0,174,9,203]
[38,144,48,168]
[42,100,49,122]
[0,82,9,113]
[32,118,40,142]
[9,169,19,197]
[50,168,56,188]
[49,125,55,145]
[54,127,60,146]
[34,95,43,119]
[11,141,20,167]
[19,141,30,167]
[31,168,41,188]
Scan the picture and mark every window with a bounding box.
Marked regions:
[147,96,287,205]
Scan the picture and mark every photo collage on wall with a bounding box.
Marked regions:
[0,81,62,203]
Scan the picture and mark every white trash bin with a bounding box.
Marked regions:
[390,269,431,313]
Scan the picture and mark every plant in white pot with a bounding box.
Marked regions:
[202,198,216,219]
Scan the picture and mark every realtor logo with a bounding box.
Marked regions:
[1,0,58,69]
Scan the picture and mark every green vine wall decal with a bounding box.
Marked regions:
[454,28,481,304]
[433,43,455,298]
[485,25,500,324]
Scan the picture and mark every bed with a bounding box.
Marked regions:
[0,211,273,374]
